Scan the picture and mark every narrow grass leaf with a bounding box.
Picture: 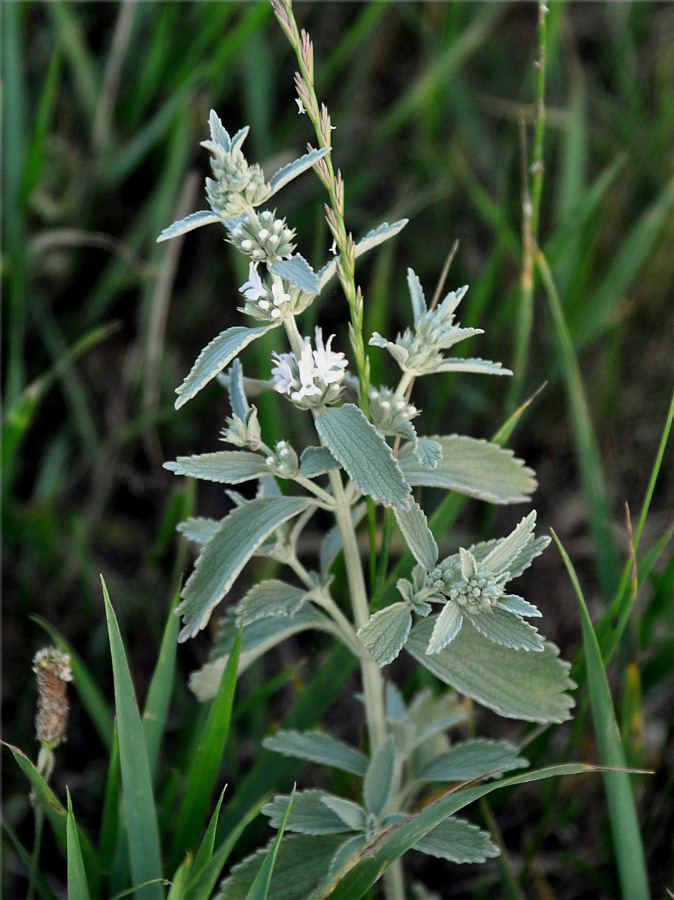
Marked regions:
[2,821,60,900]
[170,628,242,872]
[186,787,226,889]
[142,581,181,781]
[99,726,120,871]
[32,616,113,751]
[551,532,650,900]
[2,742,98,874]
[245,788,296,900]
[66,791,91,900]
[537,248,619,597]
[101,578,164,900]
[184,796,263,900]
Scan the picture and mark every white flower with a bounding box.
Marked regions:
[296,97,306,115]
[271,328,348,409]
[239,263,266,302]
[271,281,291,307]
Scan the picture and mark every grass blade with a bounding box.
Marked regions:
[101,577,164,900]
[245,788,296,900]
[67,790,91,900]
[169,627,242,871]
[99,726,121,872]
[536,247,619,597]
[551,532,650,900]
[142,581,182,781]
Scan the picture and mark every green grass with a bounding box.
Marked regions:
[3,3,672,898]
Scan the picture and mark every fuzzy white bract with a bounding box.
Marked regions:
[271,328,348,409]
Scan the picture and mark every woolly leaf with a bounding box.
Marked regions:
[177,516,219,545]
[262,790,352,835]
[393,498,438,571]
[363,735,397,818]
[399,435,537,503]
[263,730,368,777]
[176,324,275,409]
[320,796,368,832]
[165,450,268,484]
[417,739,528,783]
[228,358,249,419]
[317,220,408,289]
[406,268,427,324]
[327,835,369,879]
[189,607,332,701]
[426,602,463,654]
[413,816,499,863]
[299,446,340,477]
[465,605,544,652]
[357,604,412,667]
[498,594,542,617]
[481,510,539,574]
[157,209,221,243]
[315,404,410,507]
[269,253,320,295]
[406,617,575,723]
[269,147,331,195]
[434,357,510,376]
[415,437,442,469]
[177,496,310,641]
[235,580,308,626]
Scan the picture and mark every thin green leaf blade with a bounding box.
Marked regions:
[246,788,296,900]
[552,532,649,900]
[66,791,91,900]
[170,628,241,871]
[101,578,164,900]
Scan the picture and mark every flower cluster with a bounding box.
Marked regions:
[368,386,419,436]
[229,210,296,264]
[423,512,547,654]
[265,440,299,477]
[201,114,271,219]
[271,328,348,409]
[238,263,313,323]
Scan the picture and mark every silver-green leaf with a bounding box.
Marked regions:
[363,735,397,818]
[165,450,268,484]
[465,605,544,652]
[406,617,575,723]
[315,404,410,508]
[269,147,331,195]
[317,220,408,290]
[269,254,320,295]
[393,498,438,571]
[416,739,528,783]
[175,324,276,409]
[235,579,308,626]
[262,730,368,777]
[299,446,340,477]
[413,816,499,863]
[357,604,412,667]
[262,790,353,835]
[157,209,221,243]
[177,496,310,641]
[399,435,537,503]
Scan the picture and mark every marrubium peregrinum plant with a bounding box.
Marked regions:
[159,6,575,898]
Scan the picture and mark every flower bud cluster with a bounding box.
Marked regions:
[202,136,271,220]
[239,263,312,323]
[221,407,263,451]
[430,556,508,611]
[368,386,418,435]
[265,440,299,477]
[229,210,296,264]
[271,327,348,409]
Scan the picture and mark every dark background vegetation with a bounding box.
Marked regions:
[3,2,673,897]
